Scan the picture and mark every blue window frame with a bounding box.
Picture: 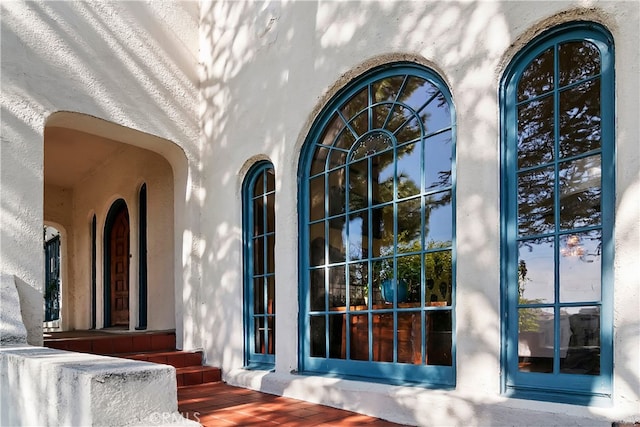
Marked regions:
[500,23,614,404]
[299,63,456,386]
[243,161,276,367]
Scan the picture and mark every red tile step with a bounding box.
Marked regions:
[176,366,222,387]
[44,331,176,355]
[120,350,204,368]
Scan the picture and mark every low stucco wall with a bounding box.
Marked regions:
[0,345,196,426]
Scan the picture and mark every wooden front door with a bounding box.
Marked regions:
[109,206,129,326]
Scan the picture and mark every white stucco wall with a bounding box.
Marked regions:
[199,1,639,425]
[0,0,200,341]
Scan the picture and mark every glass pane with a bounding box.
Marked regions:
[371,258,389,305]
[266,168,275,192]
[559,41,600,87]
[266,275,275,314]
[518,96,554,169]
[310,268,326,311]
[559,79,601,158]
[560,306,600,375]
[372,75,405,103]
[253,237,264,274]
[424,251,452,306]
[310,315,326,357]
[397,255,421,303]
[347,213,367,260]
[310,147,329,176]
[328,313,346,359]
[425,191,452,245]
[559,155,601,229]
[267,235,275,274]
[334,128,357,152]
[349,262,368,308]
[350,110,369,138]
[253,173,264,198]
[372,312,394,362]
[397,198,421,253]
[351,131,393,161]
[424,131,452,191]
[395,117,422,144]
[560,230,602,303]
[329,147,348,170]
[348,159,368,211]
[342,87,368,120]
[328,265,346,308]
[253,198,264,236]
[371,151,394,205]
[397,311,422,364]
[426,310,452,366]
[328,216,346,263]
[349,313,369,360]
[267,315,275,355]
[372,103,394,130]
[518,238,555,304]
[309,222,325,266]
[255,317,265,354]
[420,92,451,135]
[518,307,554,373]
[398,77,439,113]
[308,175,325,222]
[253,278,264,314]
[371,205,394,258]
[397,142,421,198]
[266,193,275,233]
[386,106,409,134]
[518,166,555,237]
[328,168,346,216]
[319,113,342,147]
[518,47,554,102]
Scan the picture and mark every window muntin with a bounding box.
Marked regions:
[502,24,613,402]
[301,64,455,385]
[243,162,276,367]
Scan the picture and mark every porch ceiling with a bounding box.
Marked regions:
[44,127,128,189]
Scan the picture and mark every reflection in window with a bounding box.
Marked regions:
[243,162,276,366]
[302,63,455,385]
[502,23,614,402]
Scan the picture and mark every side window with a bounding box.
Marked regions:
[501,23,614,404]
[299,63,456,385]
[243,162,276,367]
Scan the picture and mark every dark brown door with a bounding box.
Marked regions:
[109,207,129,326]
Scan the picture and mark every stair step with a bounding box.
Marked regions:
[118,350,203,368]
[44,331,176,354]
[176,366,222,387]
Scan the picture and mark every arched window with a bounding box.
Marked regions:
[299,63,456,385]
[243,161,276,367]
[500,23,614,404]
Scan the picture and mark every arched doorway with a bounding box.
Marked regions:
[105,199,130,328]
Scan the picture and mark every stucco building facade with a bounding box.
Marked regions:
[1,1,639,425]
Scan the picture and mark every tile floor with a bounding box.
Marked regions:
[178,382,406,426]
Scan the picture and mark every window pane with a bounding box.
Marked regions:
[347,213,366,261]
[266,275,275,314]
[560,306,600,375]
[348,159,368,211]
[559,41,600,87]
[253,278,264,314]
[395,117,421,144]
[371,151,394,205]
[559,155,601,230]
[425,191,452,245]
[329,313,346,359]
[255,317,265,354]
[518,307,554,373]
[253,198,264,236]
[329,146,348,169]
[266,168,275,192]
[420,92,451,135]
[397,142,421,199]
[518,166,555,237]
[372,312,394,362]
[328,216,346,264]
[350,313,369,360]
[424,131,452,191]
[310,268,325,311]
[559,79,601,158]
[342,87,368,122]
[426,310,452,366]
[372,75,405,103]
[371,205,394,258]
[267,315,275,355]
[397,255,421,303]
[253,237,264,274]
[267,235,275,274]
[253,173,264,198]
[560,230,602,303]
[372,103,395,132]
[398,311,422,364]
[310,315,326,357]
[319,114,342,147]
[328,168,346,216]
[349,262,368,308]
[518,238,555,304]
[371,258,389,305]
[309,176,325,222]
[518,96,554,169]
[309,222,325,266]
[310,147,329,176]
[518,47,554,102]
[266,193,275,233]
[350,110,369,138]
[328,265,346,308]
[397,198,421,253]
[424,251,452,306]
[398,77,439,114]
